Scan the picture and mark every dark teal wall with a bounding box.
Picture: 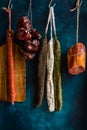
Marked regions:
[0,0,87,130]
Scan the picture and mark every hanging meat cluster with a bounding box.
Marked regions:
[16,16,41,60]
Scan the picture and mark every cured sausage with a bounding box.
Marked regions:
[35,38,47,107]
[16,16,41,60]
[6,30,16,104]
[53,37,62,111]
[67,43,86,75]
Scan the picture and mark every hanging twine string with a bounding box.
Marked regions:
[8,0,12,9]
[51,5,56,36]
[45,7,51,37]
[2,0,13,30]
[45,2,56,37]
[28,0,33,27]
[50,7,53,39]
[70,0,82,43]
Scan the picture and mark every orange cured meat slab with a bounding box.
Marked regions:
[67,43,86,75]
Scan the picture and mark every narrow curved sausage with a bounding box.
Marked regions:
[53,37,62,111]
[35,38,47,107]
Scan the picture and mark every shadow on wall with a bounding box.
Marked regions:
[65,73,87,129]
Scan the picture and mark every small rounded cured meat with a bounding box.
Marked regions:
[67,43,86,75]
[16,28,32,41]
[17,16,31,30]
[24,39,40,52]
[30,29,41,39]
[18,48,35,60]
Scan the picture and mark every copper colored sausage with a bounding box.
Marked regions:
[67,43,86,75]
[6,29,16,104]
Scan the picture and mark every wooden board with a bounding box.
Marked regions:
[0,44,26,102]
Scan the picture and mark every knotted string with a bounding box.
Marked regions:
[50,7,53,39]
[70,0,82,43]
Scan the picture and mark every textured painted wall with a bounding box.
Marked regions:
[0,0,87,130]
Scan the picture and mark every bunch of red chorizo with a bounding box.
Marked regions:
[16,16,41,60]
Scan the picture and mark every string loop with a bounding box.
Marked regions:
[2,0,13,30]
[28,0,33,27]
[70,0,82,43]
[45,1,56,38]
[45,7,51,37]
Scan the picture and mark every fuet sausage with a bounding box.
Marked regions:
[35,38,47,107]
[53,36,62,111]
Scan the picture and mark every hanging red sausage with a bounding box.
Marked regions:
[3,0,16,104]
